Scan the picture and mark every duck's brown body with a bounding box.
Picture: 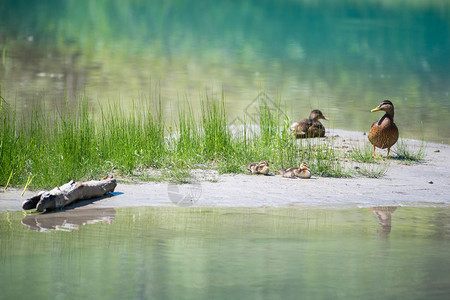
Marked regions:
[280,162,311,179]
[368,100,399,157]
[247,160,270,175]
[292,110,328,138]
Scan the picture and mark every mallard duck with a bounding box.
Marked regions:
[368,100,399,157]
[291,110,328,138]
[247,160,270,175]
[279,162,311,179]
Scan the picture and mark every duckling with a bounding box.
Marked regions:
[279,162,311,179]
[368,100,399,157]
[291,110,328,138]
[247,160,270,175]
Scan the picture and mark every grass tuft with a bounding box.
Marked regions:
[163,168,193,184]
[392,139,426,162]
[354,165,388,178]
[348,144,379,164]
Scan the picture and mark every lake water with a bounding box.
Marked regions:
[1,0,449,144]
[1,206,449,299]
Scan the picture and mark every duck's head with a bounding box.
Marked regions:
[309,110,328,121]
[299,162,310,171]
[258,162,270,174]
[371,100,395,114]
[259,160,271,166]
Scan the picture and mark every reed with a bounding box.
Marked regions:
[0,91,387,189]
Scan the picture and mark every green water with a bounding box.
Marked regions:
[0,0,449,143]
[0,207,449,299]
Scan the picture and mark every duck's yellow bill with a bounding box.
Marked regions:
[371,107,381,112]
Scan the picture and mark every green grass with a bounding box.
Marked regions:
[162,167,194,184]
[354,165,388,178]
[0,91,422,189]
[392,138,426,162]
[348,144,379,164]
[348,137,426,164]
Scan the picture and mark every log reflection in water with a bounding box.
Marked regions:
[22,207,116,232]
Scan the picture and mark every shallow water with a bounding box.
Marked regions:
[0,0,449,144]
[1,206,449,299]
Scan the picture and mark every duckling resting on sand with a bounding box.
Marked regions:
[291,110,328,138]
[247,160,270,175]
[279,162,311,179]
[368,100,399,157]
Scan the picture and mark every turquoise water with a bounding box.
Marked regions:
[1,207,449,299]
[0,0,449,143]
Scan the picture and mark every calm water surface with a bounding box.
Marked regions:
[0,0,449,143]
[0,206,449,299]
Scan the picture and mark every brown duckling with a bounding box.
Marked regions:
[247,160,270,175]
[291,110,328,138]
[280,162,311,179]
[368,100,399,157]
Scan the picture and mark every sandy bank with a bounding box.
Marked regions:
[1,129,449,211]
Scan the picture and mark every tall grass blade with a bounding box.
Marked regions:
[4,170,13,190]
[21,175,33,196]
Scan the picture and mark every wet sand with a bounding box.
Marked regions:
[1,129,449,211]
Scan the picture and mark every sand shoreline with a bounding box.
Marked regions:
[1,129,449,211]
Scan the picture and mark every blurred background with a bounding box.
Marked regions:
[1,0,449,143]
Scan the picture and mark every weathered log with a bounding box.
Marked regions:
[22,176,117,212]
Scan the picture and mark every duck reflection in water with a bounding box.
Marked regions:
[22,207,116,232]
[370,206,397,236]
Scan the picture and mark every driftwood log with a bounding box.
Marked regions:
[22,176,117,212]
